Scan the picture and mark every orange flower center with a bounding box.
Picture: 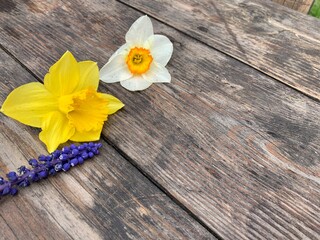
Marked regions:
[126,47,153,74]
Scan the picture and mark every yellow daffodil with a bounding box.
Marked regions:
[1,51,124,152]
[100,15,173,91]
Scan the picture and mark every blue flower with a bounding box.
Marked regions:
[0,142,102,197]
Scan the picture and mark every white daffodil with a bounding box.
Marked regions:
[100,15,173,91]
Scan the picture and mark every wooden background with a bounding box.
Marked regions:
[272,0,314,13]
[0,0,319,239]
[272,0,314,14]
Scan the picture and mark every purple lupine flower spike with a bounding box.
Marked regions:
[0,142,102,197]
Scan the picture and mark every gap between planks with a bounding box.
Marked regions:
[0,43,41,82]
[101,135,224,240]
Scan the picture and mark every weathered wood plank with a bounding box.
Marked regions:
[1,0,320,239]
[272,0,314,13]
[119,0,320,100]
[0,50,215,239]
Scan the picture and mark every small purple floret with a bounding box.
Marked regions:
[38,154,46,162]
[38,171,48,179]
[78,145,85,151]
[52,150,61,159]
[48,168,56,175]
[54,163,63,172]
[59,154,69,161]
[7,172,17,181]
[2,186,11,195]
[10,188,18,196]
[77,157,84,164]
[96,143,102,148]
[71,149,79,156]
[62,163,70,172]
[62,146,70,154]
[28,159,38,167]
[70,158,78,167]
[81,152,88,160]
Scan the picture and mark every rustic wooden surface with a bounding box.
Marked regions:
[0,0,319,239]
[120,0,320,100]
[272,0,314,13]
[0,49,215,239]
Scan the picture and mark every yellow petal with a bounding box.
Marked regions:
[1,82,58,128]
[65,89,107,132]
[44,51,80,96]
[75,61,99,92]
[39,111,75,153]
[70,126,103,142]
[97,93,124,115]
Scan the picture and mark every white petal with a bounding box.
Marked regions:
[143,63,171,83]
[147,35,173,66]
[108,43,130,63]
[120,76,152,91]
[100,54,132,83]
[125,15,154,46]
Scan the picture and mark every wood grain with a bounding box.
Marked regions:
[272,0,314,13]
[119,0,320,100]
[1,0,320,239]
[0,50,215,239]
